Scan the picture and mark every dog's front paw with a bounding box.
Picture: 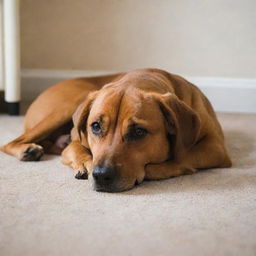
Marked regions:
[75,170,88,180]
[20,144,44,161]
[183,166,196,175]
[73,161,92,180]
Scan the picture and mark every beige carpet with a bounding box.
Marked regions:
[0,112,256,256]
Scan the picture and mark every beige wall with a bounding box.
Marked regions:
[0,1,3,89]
[20,0,256,78]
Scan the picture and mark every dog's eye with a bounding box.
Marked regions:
[91,122,102,135]
[135,128,147,137]
[126,127,148,141]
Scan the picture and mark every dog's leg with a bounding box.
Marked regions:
[1,113,71,161]
[145,161,193,180]
[145,137,232,180]
[61,140,92,179]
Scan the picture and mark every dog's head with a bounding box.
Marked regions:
[72,78,200,192]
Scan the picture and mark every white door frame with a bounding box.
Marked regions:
[1,0,20,115]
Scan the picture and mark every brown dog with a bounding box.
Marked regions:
[1,68,232,192]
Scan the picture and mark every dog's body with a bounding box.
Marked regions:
[1,68,231,192]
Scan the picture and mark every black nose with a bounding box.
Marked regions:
[92,166,116,187]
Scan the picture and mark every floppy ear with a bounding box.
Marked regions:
[72,91,99,140]
[156,93,201,162]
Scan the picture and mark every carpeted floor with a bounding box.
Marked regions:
[0,111,256,256]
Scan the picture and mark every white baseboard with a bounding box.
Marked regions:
[21,69,256,113]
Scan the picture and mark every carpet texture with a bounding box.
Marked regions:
[0,112,256,256]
